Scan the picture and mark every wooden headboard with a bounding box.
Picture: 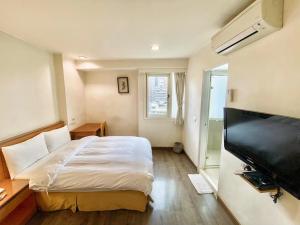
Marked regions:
[0,121,64,179]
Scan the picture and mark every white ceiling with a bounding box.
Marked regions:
[0,0,253,60]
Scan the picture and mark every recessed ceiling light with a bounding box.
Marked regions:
[151,44,159,51]
[79,56,87,60]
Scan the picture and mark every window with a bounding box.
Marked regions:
[146,74,170,118]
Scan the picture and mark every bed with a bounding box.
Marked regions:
[0,122,153,212]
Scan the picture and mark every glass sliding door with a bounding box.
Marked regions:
[205,74,228,167]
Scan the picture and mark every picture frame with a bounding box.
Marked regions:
[117,77,129,93]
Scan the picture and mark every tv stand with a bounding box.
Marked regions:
[235,170,283,203]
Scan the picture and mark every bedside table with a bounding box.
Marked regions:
[70,122,107,140]
[0,179,36,225]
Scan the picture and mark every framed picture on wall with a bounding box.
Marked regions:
[117,77,129,93]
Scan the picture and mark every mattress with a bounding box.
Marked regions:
[15,136,153,195]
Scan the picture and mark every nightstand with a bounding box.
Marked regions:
[70,122,107,140]
[0,179,36,225]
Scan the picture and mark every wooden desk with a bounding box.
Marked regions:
[0,179,36,225]
[70,122,107,140]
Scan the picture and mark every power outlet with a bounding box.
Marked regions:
[69,118,76,125]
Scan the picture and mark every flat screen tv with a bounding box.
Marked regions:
[224,108,300,199]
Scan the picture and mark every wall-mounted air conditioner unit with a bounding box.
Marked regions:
[212,0,283,55]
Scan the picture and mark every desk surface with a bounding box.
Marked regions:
[70,122,106,134]
[0,179,29,208]
[71,123,102,132]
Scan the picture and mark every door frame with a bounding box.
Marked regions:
[198,70,211,171]
[197,67,228,172]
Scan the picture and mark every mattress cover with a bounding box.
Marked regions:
[15,136,153,195]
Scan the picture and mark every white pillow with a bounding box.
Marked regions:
[2,134,49,178]
[43,125,71,152]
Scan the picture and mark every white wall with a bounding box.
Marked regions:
[78,59,188,147]
[53,54,68,123]
[183,0,300,224]
[62,57,86,130]
[85,70,138,136]
[0,31,59,140]
[183,55,205,165]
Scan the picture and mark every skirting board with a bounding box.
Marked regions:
[183,150,197,166]
[217,195,241,225]
[152,147,173,150]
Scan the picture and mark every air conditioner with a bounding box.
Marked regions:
[211,0,283,55]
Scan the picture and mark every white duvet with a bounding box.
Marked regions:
[15,136,154,195]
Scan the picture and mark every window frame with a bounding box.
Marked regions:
[146,73,172,119]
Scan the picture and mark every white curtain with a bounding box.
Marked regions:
[174,72,185,125]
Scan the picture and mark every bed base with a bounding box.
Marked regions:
[35,191,148,212]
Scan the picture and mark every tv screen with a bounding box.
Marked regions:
[224,108,300,199]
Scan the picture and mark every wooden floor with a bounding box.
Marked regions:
[26,149,236,225]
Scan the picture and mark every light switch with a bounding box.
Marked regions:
[228,89,235,102]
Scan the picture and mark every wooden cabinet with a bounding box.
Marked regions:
[70,122,107,140]
[0,179,36,225]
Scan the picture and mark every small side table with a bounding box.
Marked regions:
[0,179,37,225]
[70,122,107,140]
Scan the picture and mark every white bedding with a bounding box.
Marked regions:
[15,136,154,195]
